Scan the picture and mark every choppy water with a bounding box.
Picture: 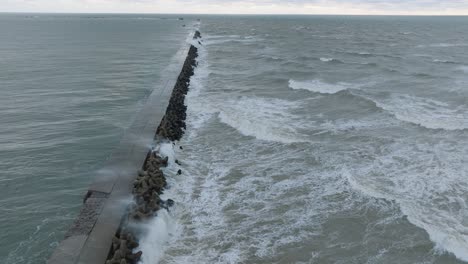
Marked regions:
[0,14,191,263]
[139,16,468,264]
[1,14,468,264]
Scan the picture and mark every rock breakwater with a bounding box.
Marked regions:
[105,31,201,264]
[156,44,198,141]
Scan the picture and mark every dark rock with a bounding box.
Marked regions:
[177,169,182,175]
[159,199,175,210]
[128,251,142,261]
[166,199,175,207]
[161,156,169,166]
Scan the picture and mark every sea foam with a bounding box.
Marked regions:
[372,94,468,131]
[345,139,468,261]
[320,57,334,62]
[288,79,352,94]
[417,43,468,48]
[217,97,308,144]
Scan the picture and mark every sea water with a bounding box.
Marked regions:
[1,14,468,264]
[154,16,468,264]
[0,13,191,263]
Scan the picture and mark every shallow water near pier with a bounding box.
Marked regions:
[1,14,468,264]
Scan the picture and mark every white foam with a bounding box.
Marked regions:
[157,141,346,262]
[418,43,468,48]
[142,26,468,264]
[433,59,457,64]
[137,210,179,264]
[185,42,309,144]
[202,34,261,46]
[372,94,468,130]
[136,142,182,264]
[288,79,352,94]
[158,142,176,164]
[344,140,468,261]
[184,35,217,140]
[316,117,399,135]
[320,57,333,62]
[217,97,308,143]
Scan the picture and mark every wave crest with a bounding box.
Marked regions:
[418,43,468,48]
[288,80,468,131]
[372,94,468,131]
[345,139,468,262]
[217,97,308,144]
[289,79,352,94]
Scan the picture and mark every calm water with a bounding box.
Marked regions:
[0,14,192,263]
[140,16,468,264]
[1,14,468,264]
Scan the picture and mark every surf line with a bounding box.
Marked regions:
[105,30,202,264]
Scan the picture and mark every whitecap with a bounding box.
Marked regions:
[288,79,352,94]
[344,139,468,262]
[217,97,308,144]
[433,59,457,64]
[185,42,309,144]
[316,117,399,135]
[372,94,468,131]
[417,43,468,48]
[320,57,334,62]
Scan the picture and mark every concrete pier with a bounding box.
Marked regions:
[48,32,196,264]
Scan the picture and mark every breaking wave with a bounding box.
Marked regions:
[217,97,308,144]
[372,94,468,131]
[319,57,344,63]
[345,139,468,262]
[288,79,353,94]
[433,59,459,64]
[320,57,334,62]
[288,79,468,131]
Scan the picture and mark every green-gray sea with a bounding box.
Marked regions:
[1,14,468,264]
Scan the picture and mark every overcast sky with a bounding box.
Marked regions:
[3,0,468,15]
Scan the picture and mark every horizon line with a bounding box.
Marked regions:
[1,11,468,16]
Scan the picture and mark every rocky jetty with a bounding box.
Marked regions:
[105,232,141,264]
[105,30,201,264]
[156,38,198,141]
[131,153,168,220]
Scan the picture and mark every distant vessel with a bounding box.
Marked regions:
[178,17,184,20]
